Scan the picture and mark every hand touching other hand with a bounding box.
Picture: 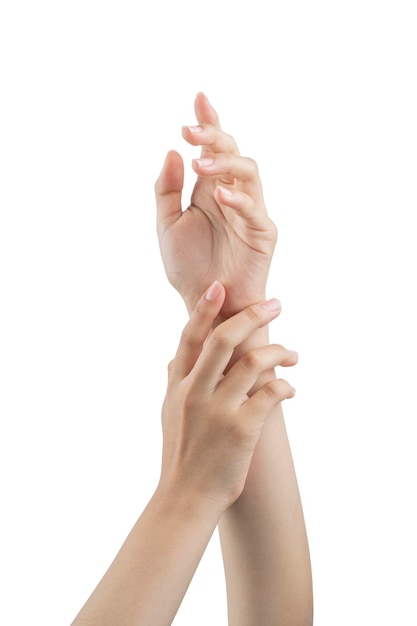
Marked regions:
[158,282,297,513]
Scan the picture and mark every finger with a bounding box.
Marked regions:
[192,299,282,390]
[171,281,226,381]
[194,92,221,128]
[155,150,184,233]
[219,345,298,402]
[240,378,296,427]
[214,185,272,226]
[182,123,240,156]
[193,93,241,160]
[192,154,264,200]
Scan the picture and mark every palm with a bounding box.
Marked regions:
[158,171,276,318]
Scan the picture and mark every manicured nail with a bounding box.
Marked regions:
[193,157,214,168]
[205,280,222,301]
[218,185,233,197]
[184,125,203,133]
[261,298,281,312]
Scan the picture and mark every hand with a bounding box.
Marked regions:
[155,93,278,319]
[157,282,297,513]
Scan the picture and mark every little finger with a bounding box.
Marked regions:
[240,378,296,427]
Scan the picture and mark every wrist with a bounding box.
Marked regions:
[183,288,268,320]
[153,481,224,525]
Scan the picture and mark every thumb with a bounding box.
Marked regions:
[155,150,184,232]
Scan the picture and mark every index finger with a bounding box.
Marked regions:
[170,281,226,382]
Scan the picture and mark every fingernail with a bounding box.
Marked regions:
[193,157,214,168]
[218,185,233,197]
[261,298,281,312]
[291,386,296,395]
[205,280,222,301]
[184,125,203,133]
[288,350,298,361]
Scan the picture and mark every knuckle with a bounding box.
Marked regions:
[240,350,260,371]
[193,302,206,320]
[243,305,262,323]
[274,378,294,399]
[269,220,278,243]
[209,329,229,350]
[224,131,237,147]
[222,417,251,446]
[183,389,198,412]
[262,379,280,400]
[271,343,286,362]
[245,156,259,174]
[180,325,194,347]
[261,378,293,402]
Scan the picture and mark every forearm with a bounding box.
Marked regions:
[219,331,313,626]
[72,488,221,626]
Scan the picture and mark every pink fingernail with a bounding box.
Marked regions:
[261,298,281,312]
[185,125,203,133]
[218,185,233,197]
[205,280,222,301]
[193,157,214,168]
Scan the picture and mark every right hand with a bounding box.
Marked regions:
[157,281,298,513]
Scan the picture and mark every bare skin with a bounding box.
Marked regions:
[71,94,312,626]
[155,92,277,319]
[71,284,297,626]
[155,93,313,625]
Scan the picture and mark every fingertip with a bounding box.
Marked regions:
[158,149,180,176]
[165,149,182,165]
[195,92,220,126]
[261,298,281,313]
[155,151,184,194]
[288,350,299,364]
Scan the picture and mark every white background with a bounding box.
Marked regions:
[1,1,416,624]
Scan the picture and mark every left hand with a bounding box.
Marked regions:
[155,92,278,319]
[158,281,297,512]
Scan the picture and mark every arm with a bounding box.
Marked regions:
[71,491,221,626]
[155,93,313,625]
[219,328,313,626]
[71,284,296,626]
